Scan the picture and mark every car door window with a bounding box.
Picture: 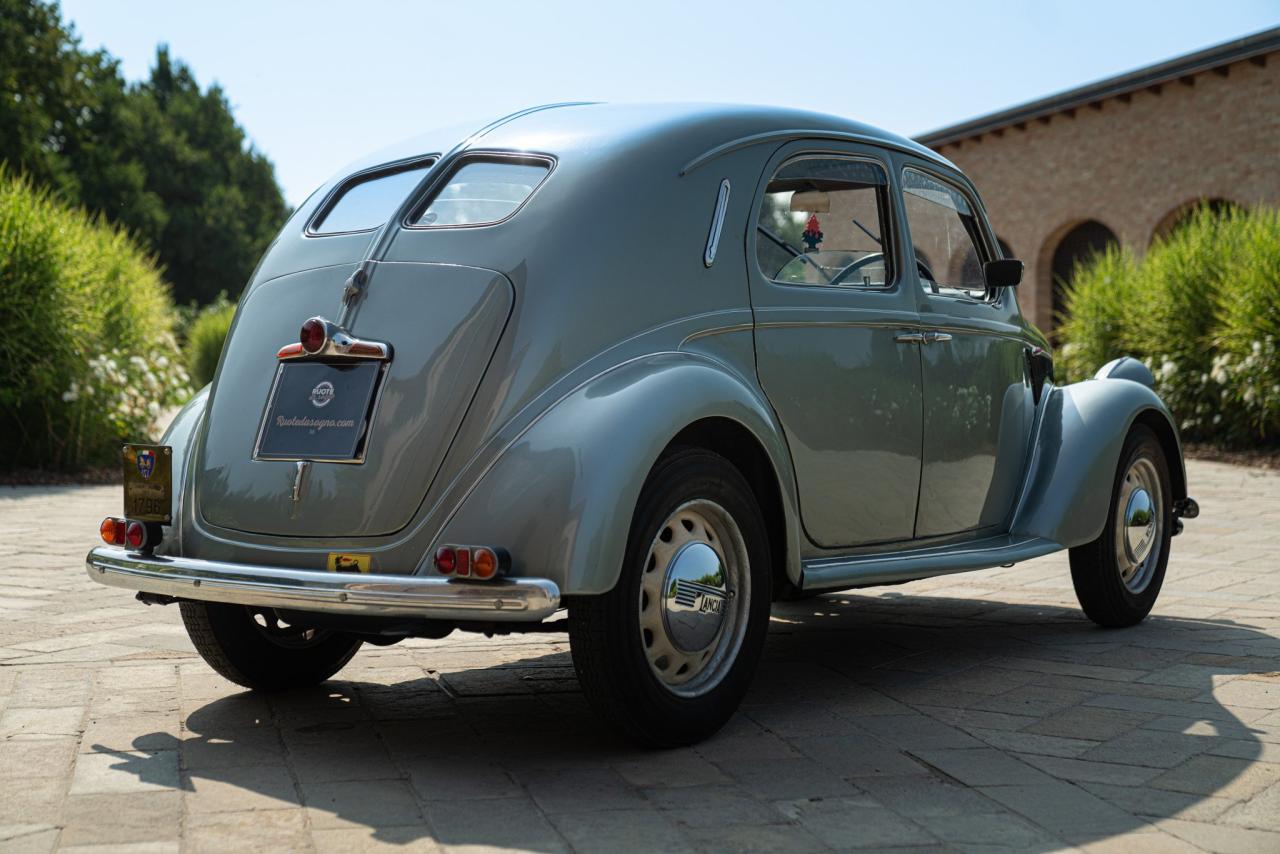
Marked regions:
[901,168,988,299]
[756,157,893,289]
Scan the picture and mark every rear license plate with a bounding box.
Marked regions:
[123,443,172,523]
[255,361,383,462]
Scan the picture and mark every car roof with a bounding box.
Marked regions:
[334,102,954,184]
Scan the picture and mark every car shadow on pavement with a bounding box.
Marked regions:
[94,593,1280,851]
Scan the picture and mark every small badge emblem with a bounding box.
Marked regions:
[136,449,156,480]
[310,381,335,408]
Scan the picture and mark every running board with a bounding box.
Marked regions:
[801,535,1060,592]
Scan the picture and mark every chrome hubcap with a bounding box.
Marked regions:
[1115,457,1163,593]
[639,500,749,697]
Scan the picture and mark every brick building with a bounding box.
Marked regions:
[916,27,1280,333]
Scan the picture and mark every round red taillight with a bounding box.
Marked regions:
[434,547,456,575]
[125,520,146,550]
[300,317,327,354]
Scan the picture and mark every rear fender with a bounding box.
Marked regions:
[430,353,802,595]
[1010,375,1186,548]
[158,385,210,556]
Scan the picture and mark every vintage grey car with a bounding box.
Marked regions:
[88,103,1198,746]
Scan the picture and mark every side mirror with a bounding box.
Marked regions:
[984,258,1023,289]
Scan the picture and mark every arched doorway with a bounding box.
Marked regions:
[1152,198,1240,243]
[1051,220,1118,328]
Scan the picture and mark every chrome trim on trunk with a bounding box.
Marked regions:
[86,547,560,621]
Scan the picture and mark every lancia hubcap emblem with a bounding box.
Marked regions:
[662,542,729,652]
[310,381,335,408]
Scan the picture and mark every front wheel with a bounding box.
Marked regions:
[180,601,361,690]
[568,448,772,747]
[1069,424,1173,627]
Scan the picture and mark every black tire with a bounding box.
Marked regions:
[180,601,361,690]
[568,447,772,747]
[1069,424,1173,627]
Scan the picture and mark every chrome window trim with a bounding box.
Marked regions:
[401,151,556,231]
[899,161,1005,307]
[703,179,731,267]
[680,129,950,177]
[305,155,440,238]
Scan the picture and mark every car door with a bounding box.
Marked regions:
[750,142,924,548]
[897,162,1035,539]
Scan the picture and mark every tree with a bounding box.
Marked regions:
[0,1,288,305]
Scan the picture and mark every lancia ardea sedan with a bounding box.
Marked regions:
[88,103,1198,746]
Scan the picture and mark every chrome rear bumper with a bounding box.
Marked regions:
[85,547,560,621]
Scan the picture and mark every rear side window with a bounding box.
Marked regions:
[413,159,550,227]
[311,161,434,235]
[755,157,893,288]
[901,168,988,298]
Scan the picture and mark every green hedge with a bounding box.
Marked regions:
[0,171,190,471]
[1058,205,1280,447]
[184,294,237,387]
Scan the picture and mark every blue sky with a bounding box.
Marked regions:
[61,0,1280,207]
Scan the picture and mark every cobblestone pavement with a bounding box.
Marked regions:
[1,460,1278,853]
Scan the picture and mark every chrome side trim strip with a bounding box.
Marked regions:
[86,547,560,621]
[801,535,1060,591]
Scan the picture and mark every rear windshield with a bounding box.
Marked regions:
[311,161,434,234]
[414,159,550,227]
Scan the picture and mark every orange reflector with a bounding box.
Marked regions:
[99,517,125,546]
[472,547,498,579]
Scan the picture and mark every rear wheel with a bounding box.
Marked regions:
[180,601,361,690]
[1069,424,1173,627]
[568,448,772,747]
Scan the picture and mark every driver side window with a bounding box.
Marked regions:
[755,156,893,289]
[901,168,988,299]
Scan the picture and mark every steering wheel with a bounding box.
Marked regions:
[915,258,938,292]
[828,252,886,287]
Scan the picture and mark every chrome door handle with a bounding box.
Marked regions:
[894,331,926,344]
[925,331,953,343]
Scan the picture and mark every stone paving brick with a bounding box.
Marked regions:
[1158,817,1280,854]
[424,795,567,852]
[774,796,937,849]
[181,763,300,813]
[4,460,1280,850]
[0,737,78,778]
[547,809,694,854]
[907,747,1054,787]
[302,779,424,830]
[69,750,178,795]
[57,792,181,847]
[184,808,311,852]
[311,825,444,853]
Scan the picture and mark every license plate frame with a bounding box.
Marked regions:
[253,361,386,464]
[122,443,173,523]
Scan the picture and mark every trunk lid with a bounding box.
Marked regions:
[195,261,512,537]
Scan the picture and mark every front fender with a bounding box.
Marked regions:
[431,353,801,595]
[1010,376,1186,548]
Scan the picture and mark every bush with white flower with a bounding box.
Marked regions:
[1,171,190,470]
[1058,204,1280,448]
